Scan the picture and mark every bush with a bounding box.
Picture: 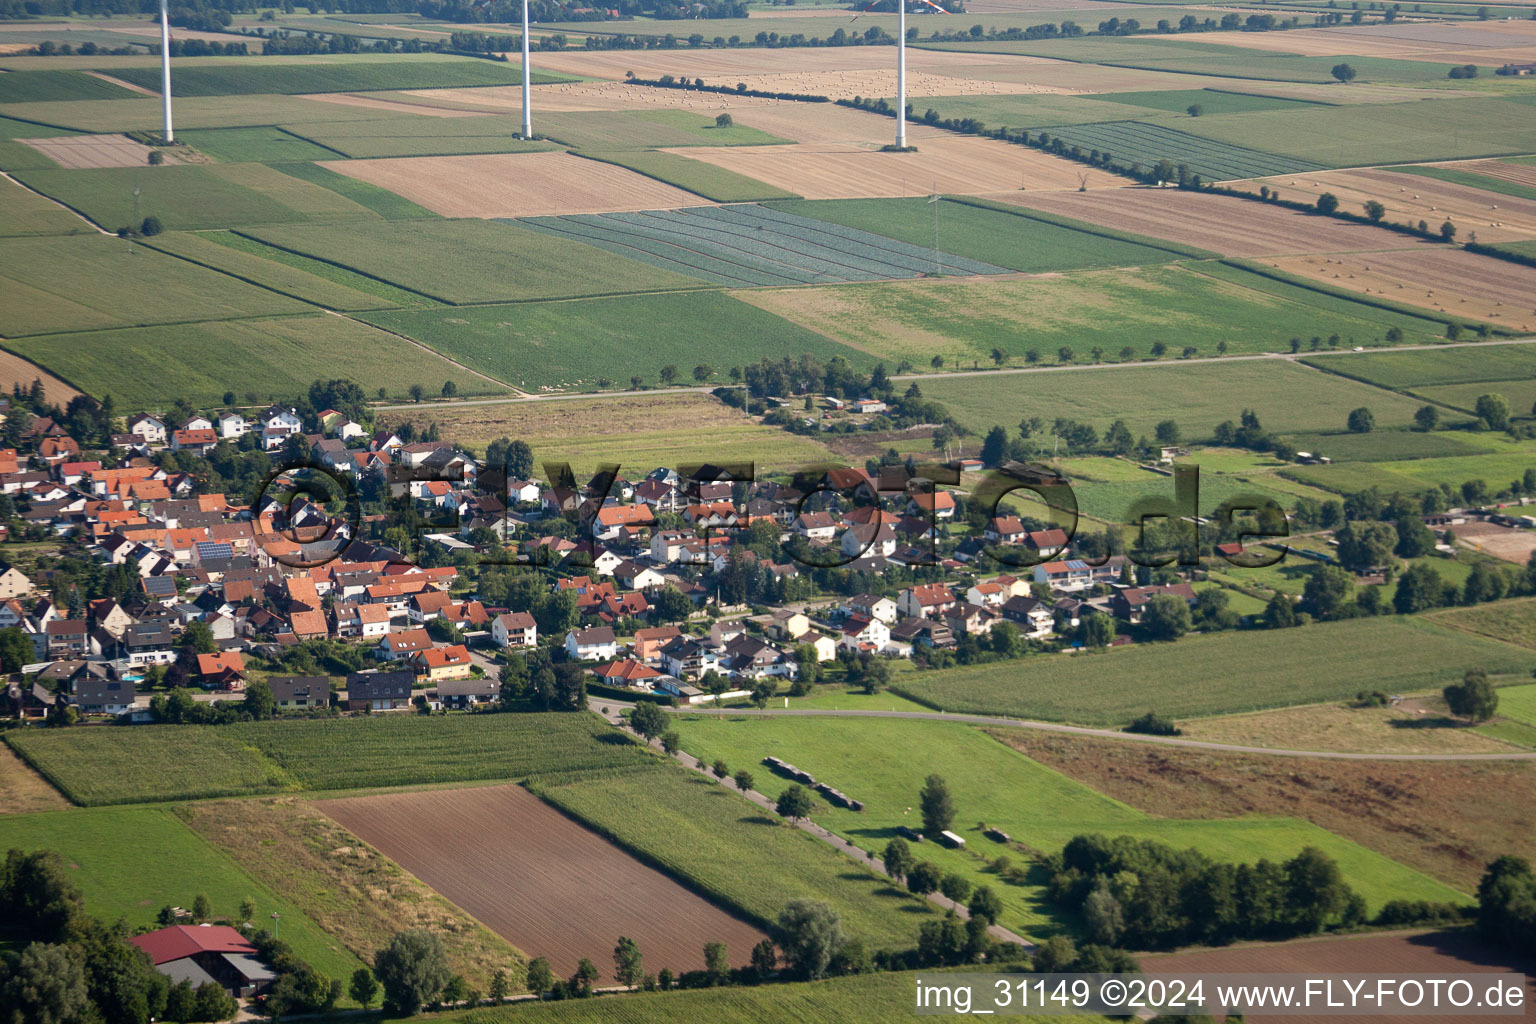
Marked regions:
[1124,711,1181,736]
[140,216,163,236]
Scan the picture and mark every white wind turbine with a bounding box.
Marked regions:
[520,0,532,138]
[158,0,173,143]
[852,0,948,149]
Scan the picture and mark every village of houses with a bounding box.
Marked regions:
[0,393,1215,724]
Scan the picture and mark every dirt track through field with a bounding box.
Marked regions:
[1146,930,1535,1024]
[316,784,769,980]
[998,188,1424,257]
[320,151,709,217]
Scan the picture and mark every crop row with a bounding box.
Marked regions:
[1043,121,1323,181]
[517,203,1004,288]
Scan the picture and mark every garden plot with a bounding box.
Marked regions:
[668,135,1128,199]
[1036,120,1324,182]
[516,203,1007,287]
[18,133,178,168]
[320,151,709,218]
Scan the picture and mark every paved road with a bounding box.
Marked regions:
[589,702,1036,950]
[634,704,1536,763]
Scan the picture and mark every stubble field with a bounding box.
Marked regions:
[318,783,771,980]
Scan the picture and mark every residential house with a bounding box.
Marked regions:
[837,613,891,653]
[593,657,663,690]
[1112,583,1197,624]
[45,619,88,660]
[841,522,897,560]
[848,593,898,624]
[345,670,412,711]
[659,635,719,680]
[195,651,246,691]
[128,413,167,445]
[413,644,472,684]
[0,564,33,600]
[171,429,218,455]
[491,611,537,649]
[376,628,433,661]
[897,583,957,619]
[216,412,247,439]
[1000,595,1054,639]
[633,624,682,663]
[334,601,391,639]
[565,626,618,662]
[984,516,1028,544]
[267,676,328,709]
[71,673,135,716]
[431,677,497,710]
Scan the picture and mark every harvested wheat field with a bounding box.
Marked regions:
[318,784,769,980]
[670,135,1128,199]
[301,91,492,117]
[530,43,1026,81]
[1244,167,1536,244]
[0,742,68,814]
[0,349,82,402]
[998,188,1420,257]
[1146,931,1533,1024]
[321,151,709,218]
[1199,21,1536,63]
[19,133,179,169]
[1268,249,1536,331]
[1461,158,1536,191]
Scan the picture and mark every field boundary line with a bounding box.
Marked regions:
[136,236,400,313]
[229,229,454,303]
[0,168,110,235]
[0,338,92,403]
[657,706,1536,762]
[941,193,1221,261]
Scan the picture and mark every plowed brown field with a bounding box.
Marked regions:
[1146,930,1534,1024]
[320,151,709,217]
[997,188,1422,256]
[1266,249,1536,331]
[1242,167,1536,244]
[669,134,1128,198]
[19,133,179,169]
[317,784,769,980]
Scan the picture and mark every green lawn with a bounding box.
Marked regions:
[534,764,936,950]
[916,359,1427,440]
[668,715,1468,938]
[13,162,382,232]
[742,261,1447,379]
[361,290,870,392]
[890,616,1534,726]
[579,150,798,203]
[4,713,650,806]
[0,233,309,337]
[0,174,91,237]
[1304,343,1536,389]
[106,57,570,96]
[243,219,701,304]
[177,126,344,163]
[0,805,362,987]
[766,197,1196,273]
[10,313,498,407]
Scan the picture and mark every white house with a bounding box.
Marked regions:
[128,413,166,445]
[259,407,304,450]
[216,412,248,439]
[841,522,896,559]
[492,611,537,648]
[847,593,897,624]
[837,614,891,653]
[565,626,618,662]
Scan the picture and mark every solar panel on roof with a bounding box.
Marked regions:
[196,541,235,560]
[142,576,176,596]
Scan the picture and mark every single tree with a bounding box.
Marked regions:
[733,769,755,792]
[1142,593,1192,641]
[715,112,734,128]
[919,773,955,836]
[1346,407,1375,433]
[1444,668,1498,723]
[968,885,1003,925]
[750,938,777,976]
[349,968,379,1011]
[613,936,643,988]
[374,929,451,1014]
[776,899,845,980]
[883,837,915,882]
[776,784,814,822]
[629,700,667,741]
[1414,404,1440,431]
[703,941,729,979]
[1316,191,1340,215]
[1331,62,1357,83]
[906,860,942,895]
[712,758,730,780]
[660,730,680,755]
[242,680,275,720]
[488,969,509,1003]
[1363,200,1385,223]
[525,957,553,996]
[191,893,211,922]
[1475,393,1511,431]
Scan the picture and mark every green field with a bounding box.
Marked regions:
[4,713,651,806]
[244,218,700,304]
[362,291,870,392]
[143,229,419,309]
[13,161,382,231]
[1305,344,1536,390]
[890,616,1533,725]
[0,69,138,103]
[0,233,309,337]
[1276,429,1497,462]
[540,109,789,150]
[0,174,91,236]
[668,715,1469,935]
[1429,598,1536,652]
[1283,447,1536,496]
[11,313,498,407]
[1492,682,1536,727]
[534,764,936,949]
[900,92,1172,129]
[766,197,1195,273]
[1036,120,1321,180]
[449,971,1072,1024]
[0,94,428,132]
[1185,96,1536,167]
[107,58,568,96]
[579,150,798,203]
[0,805,361,986]
[1084,87,1325,115]
[1412,380,1536,417]
[919,360,1424,442]
[1389,164,1536,204]
[280,117,562,159]
[744,261,1447,376]
[267,160,439,220]
[177,125,344,163]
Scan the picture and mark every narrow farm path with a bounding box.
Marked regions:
[591,702,1036,950]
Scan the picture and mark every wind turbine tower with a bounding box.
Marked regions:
[895,0,906,149]
[159,0,173,143]
[521,0,533,138]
